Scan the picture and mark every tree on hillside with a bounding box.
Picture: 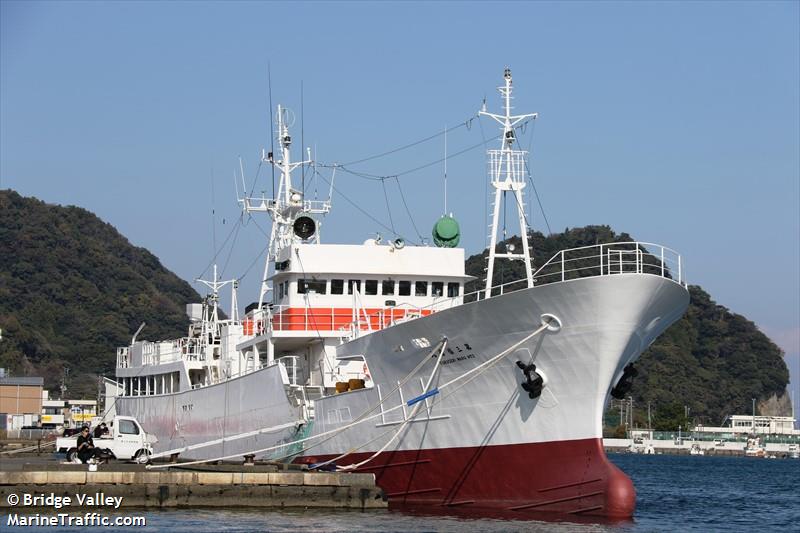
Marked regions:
[0,190,201,398]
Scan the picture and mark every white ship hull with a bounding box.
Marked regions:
[117,273,688,517]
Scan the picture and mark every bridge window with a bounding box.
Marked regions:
[432,281,444,297]
[398,281,411,296]
[278,282,285,299]
[348,280,361,295]
[447,282,460,297]
[382,280,395,295]
[415,281,428,296]
[298,279,327,294]
[331,279,344,294]
[365,279,378,295]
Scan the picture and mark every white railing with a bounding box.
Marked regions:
[466,242,685,301]
[116,347,129,368]
[241,196,331,215]
[535,242,684,286]
[278,356,300,386]
[121,338,208,368]
[175,338,207,362]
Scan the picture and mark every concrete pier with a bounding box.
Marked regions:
[0,465,387,510]
[603,437,798,458]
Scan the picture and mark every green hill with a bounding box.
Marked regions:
[0,190,201,398]
[464,225,791,427]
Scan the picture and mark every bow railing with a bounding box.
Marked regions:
[466,242,685,301]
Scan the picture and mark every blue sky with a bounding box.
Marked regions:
[2,1,798,416]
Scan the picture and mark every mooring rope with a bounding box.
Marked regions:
[266,338,449,463]
[310,339,449,470]
[147,320,552,470]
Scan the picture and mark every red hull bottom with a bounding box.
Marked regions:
[299,438,634,518]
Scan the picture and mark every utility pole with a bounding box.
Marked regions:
[60,367,69,400]
[97,375,103,414]
[628,396,634,429]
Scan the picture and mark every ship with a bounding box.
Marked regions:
[112,69,690,518]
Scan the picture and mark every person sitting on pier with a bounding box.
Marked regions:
[76,426,98,463]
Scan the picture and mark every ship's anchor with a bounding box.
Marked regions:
[516,361,544,399]
[610,363,638,399]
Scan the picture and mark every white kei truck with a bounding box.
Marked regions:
[55,416,156,463]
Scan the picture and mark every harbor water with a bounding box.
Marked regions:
[4,454,798,532]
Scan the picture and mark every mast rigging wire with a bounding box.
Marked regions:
[317,127,509,182]
[220,221,242,278]
[478,114,490,249]
[315,172,415,244]
[301,80,305,193]
[513,131,552,236]
[236,216,271,282]
[196,214,244,280]
[268,62,276,199]
[394,176,424,243]
[342,117,475,167]
[305,119,529,245]
[238,242,269,282]
[210,168,217,258]
[381,178,396,233]
[246,159,263,200]
[392,132,506,178]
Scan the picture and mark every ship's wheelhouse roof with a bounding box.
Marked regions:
[269,242,468,280]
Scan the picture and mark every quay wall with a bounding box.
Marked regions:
[0,470,386,509]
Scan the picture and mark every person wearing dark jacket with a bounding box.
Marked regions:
[76,426,97,463]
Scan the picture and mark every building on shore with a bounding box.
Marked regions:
[0,372,100,430]
[694,415,799,438]
[0,376,44,430]
[64,399,97,427]
[41,390,66,428]
[606,415,799,456]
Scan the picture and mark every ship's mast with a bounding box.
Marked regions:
[239,105,330,308]
[479,68,537,299]
[196,264,239,336]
